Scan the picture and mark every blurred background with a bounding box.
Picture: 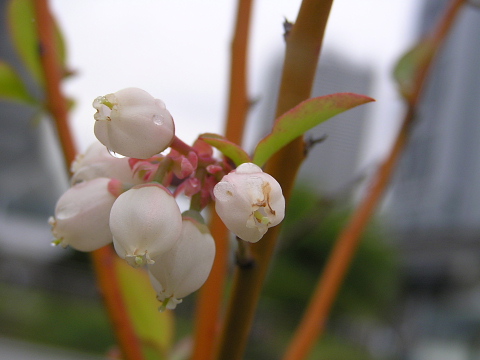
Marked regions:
[2,0,480,359]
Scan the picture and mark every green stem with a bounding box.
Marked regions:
[152,157,173,185]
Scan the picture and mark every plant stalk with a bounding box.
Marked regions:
[215,1,333,359]
[282,1,466,359]
[224,0,253,146]
[34,2,144,359]
[191,1,253,359]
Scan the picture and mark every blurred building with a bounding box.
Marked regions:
[302,52,373,198]
[0,0,69,263]
[0,1,107,356]
[0,0,98,306]
[387,0,480,358]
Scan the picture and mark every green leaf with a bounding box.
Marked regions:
[7,0,68,86]
[0,61,37,104]
[393,39,435,102]
[198,133,251,166]
[8,0,44,84]
[115,258,175,360]
[252,93,375,167]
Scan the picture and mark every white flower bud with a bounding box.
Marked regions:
[213,163,285,243]
[110,183,182,267]
[71,141,142,185]
[148,215,215,310]
[49,177,115,251]
[93,87,175,159]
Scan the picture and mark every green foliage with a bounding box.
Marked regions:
[307,334,374,360]
[7,0,44,85]
[198,133,251,166]
[7,0,68,86]
[264,184,399,325]
[0,282,114,354]
[0,0,70,108]
[115,258,175,360]
[0,61,37,104]
[393,39,435,102]
[252,93,375,167]
[247,184,398,358]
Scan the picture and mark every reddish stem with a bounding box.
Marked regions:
[215,1,334,359]
[34,1,144,359]
[282,1,466,359]
[224,0,253,146]
[192,1,253,359]
[170,135,195,155]
[33,0,76,168]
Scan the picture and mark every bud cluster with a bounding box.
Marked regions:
[49,87,286,309]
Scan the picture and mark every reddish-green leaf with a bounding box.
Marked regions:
[199,133,251,166]
[393,39,435,102]
[115,258,175,359]
[252,93,375,167]
[0,61,37,104]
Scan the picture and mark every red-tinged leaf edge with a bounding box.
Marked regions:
[252,93,375,167]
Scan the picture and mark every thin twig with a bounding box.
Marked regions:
[282,1,466,359]
[33,0,75,168]
[33,2,144,359]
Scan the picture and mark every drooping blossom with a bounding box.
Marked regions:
[109,183,182,267]
[93,87,175,159]
[49,177,116,251]
[213,162,285,243]
[148,214,215,310]
[71,140,142,185]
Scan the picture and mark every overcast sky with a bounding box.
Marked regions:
[50,0,420,163]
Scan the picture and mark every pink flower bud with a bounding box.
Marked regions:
[71,141,142,185]
[213,163,285,243]
[148,215,215,310]
[109,183,182,267]
[49,178,116,251]
[93,88,175,159]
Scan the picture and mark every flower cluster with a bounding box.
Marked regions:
[49,87,285,309]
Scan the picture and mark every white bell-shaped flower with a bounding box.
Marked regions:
[93,87,175,159]
[213,163,285,243]
[110,183,182,267]
[49,177,116,251]
[71,140,142,185]
[148,214,215,310]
